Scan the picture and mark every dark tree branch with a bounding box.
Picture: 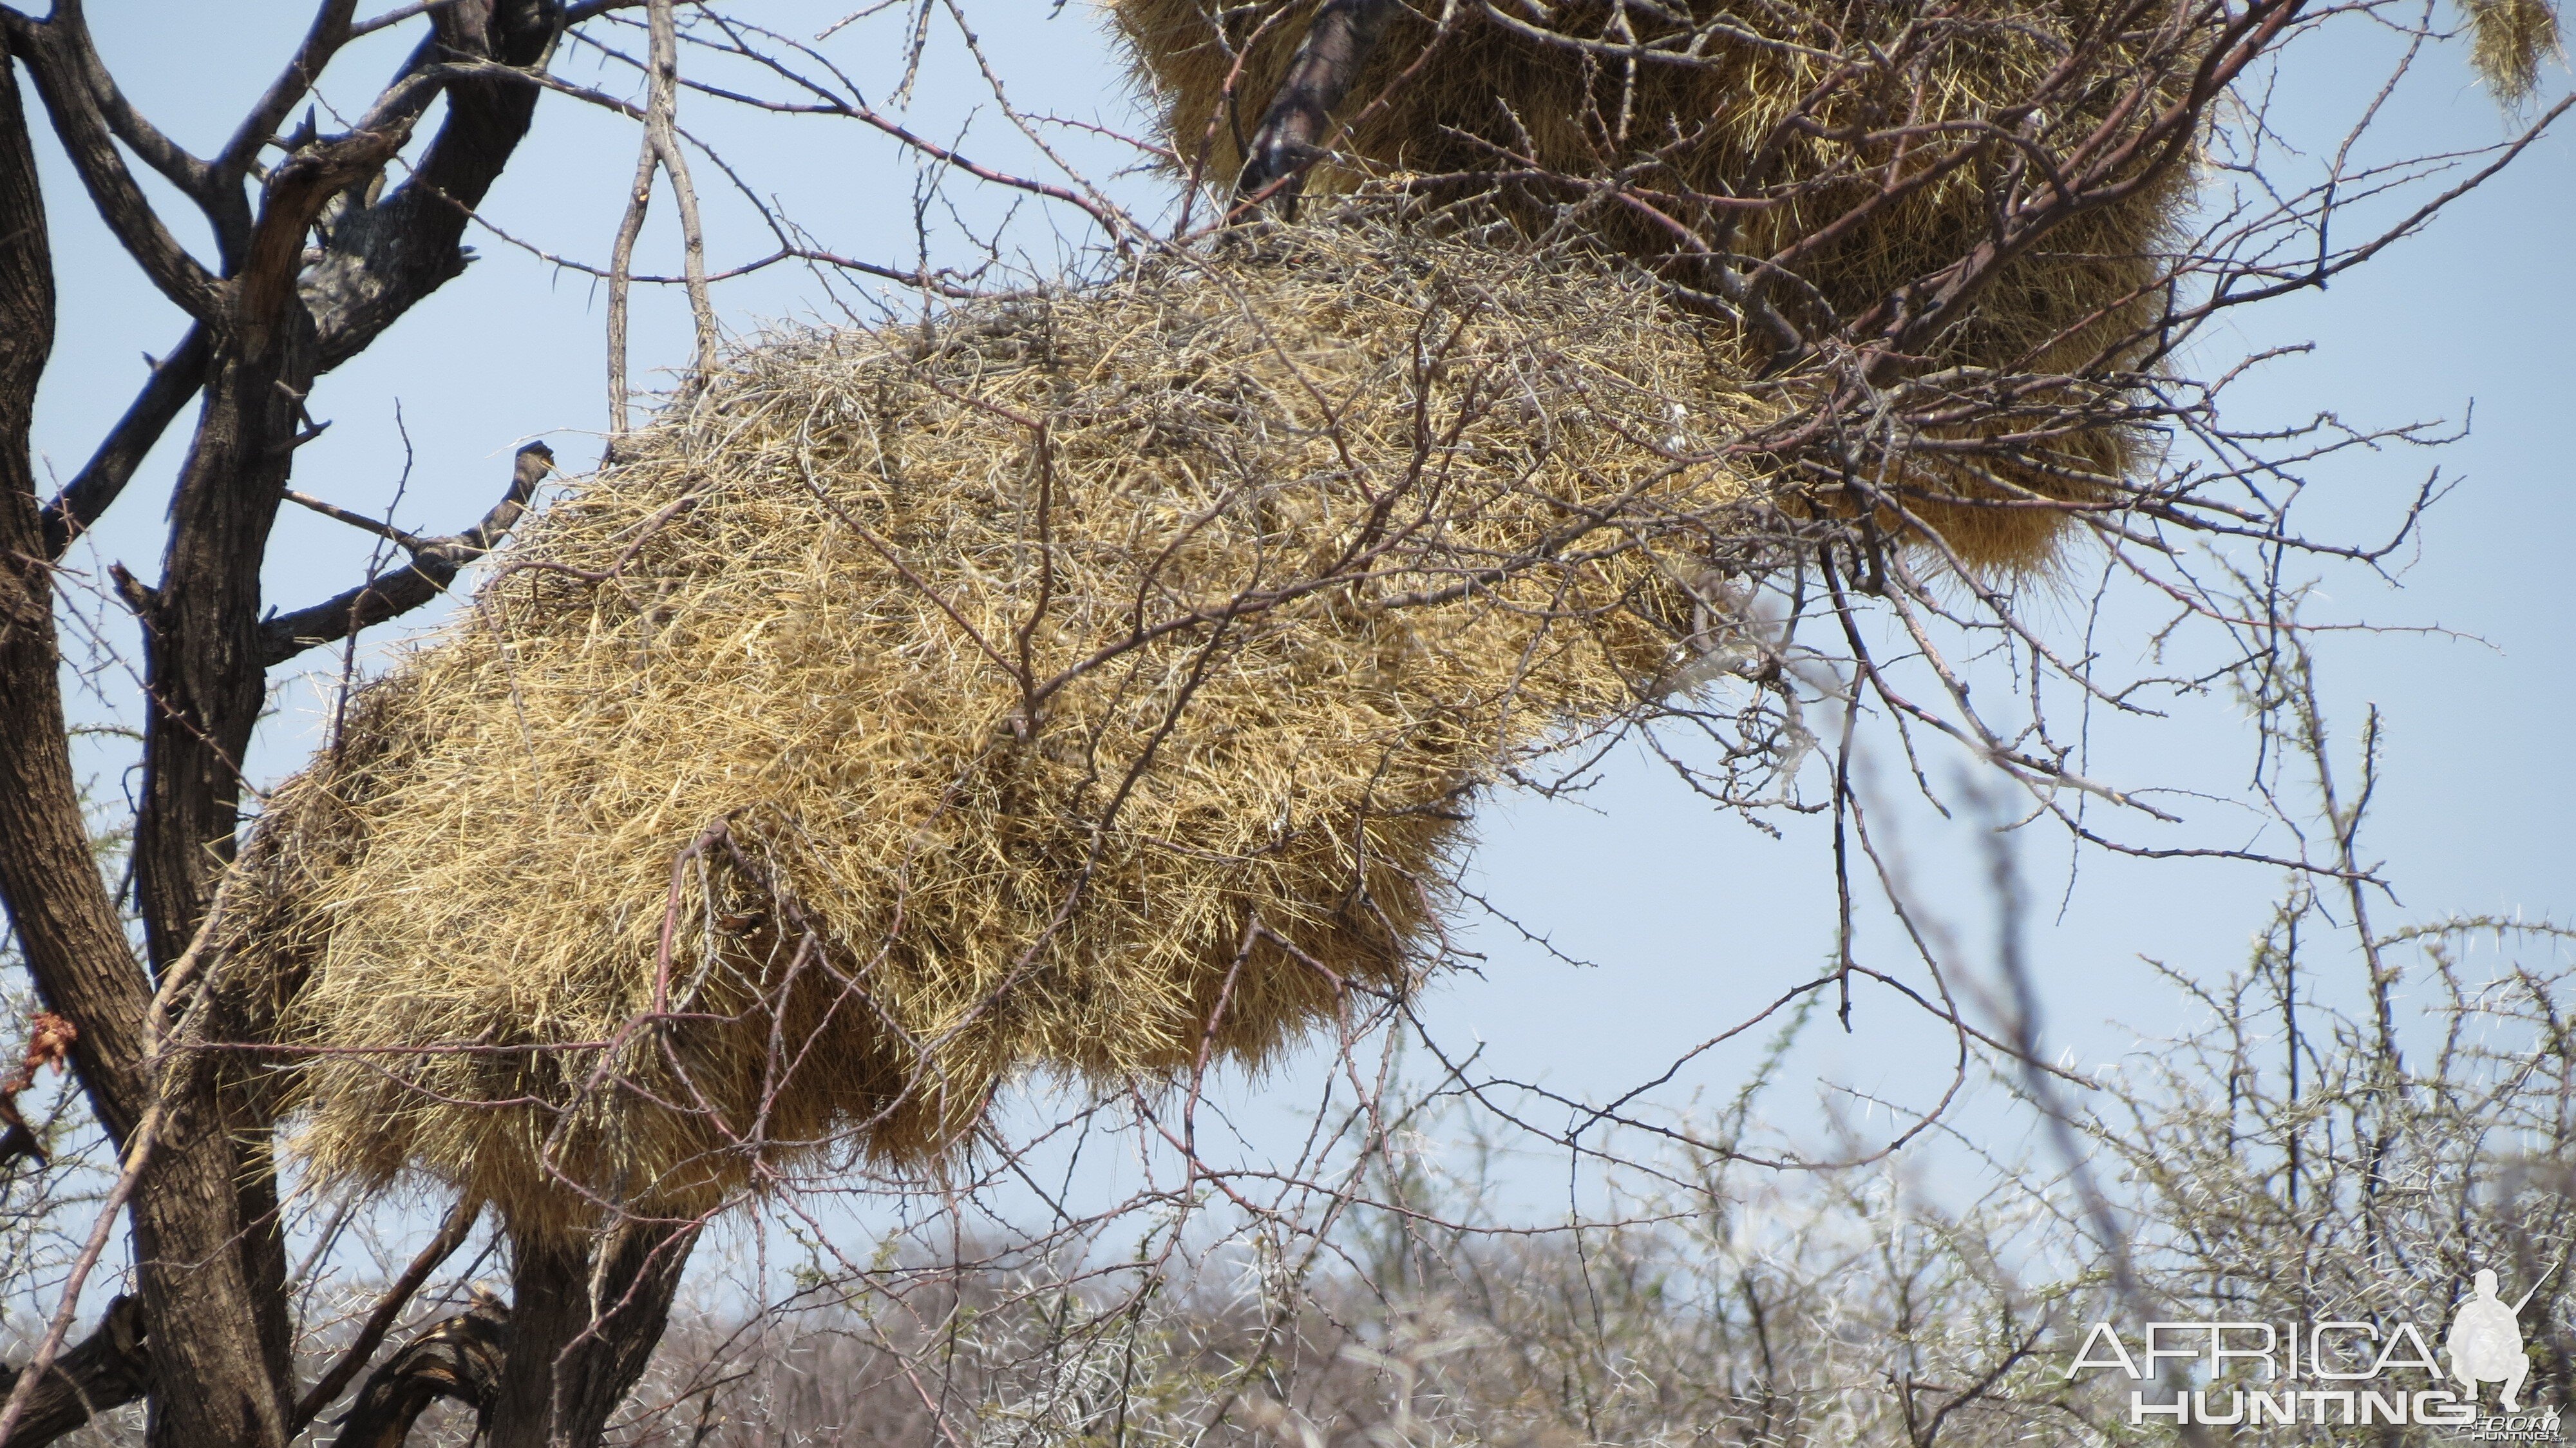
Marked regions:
[0,11,222,319]
[490,1220,700,1448]
[38,1,247,263]
[36,326,207,558]
[214,0,363,184]
[0,0,158,1159]
[260,441,548,668]
[36,0,559,554]
[0,58,188,1410]
[352,1,458,40]
[238,125,410,337]
[1236,0,1398,216]
[305,0,564,368]
[332,1292,508,1448]
[0,1296,153,1448]
[292,1197,484,1433]
[43,1,559,558]
[284,487,431,551]
[38,0,559,557]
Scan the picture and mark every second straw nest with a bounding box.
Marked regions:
[227,221,1786,1236]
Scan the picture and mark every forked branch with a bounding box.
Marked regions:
[259,441,553,668]
[331,1291,510,1448]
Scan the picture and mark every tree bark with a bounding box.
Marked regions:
[306,0,562,368]
[489,1221,700,1448]
[1,39,222,1448]
[332,1295,509,1448]
[1235,0,1397,215]
[0,0,157,1154]
[0,1297,153,1447]
[117,125,404,1448]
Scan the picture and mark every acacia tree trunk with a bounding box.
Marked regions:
[0,3,702,1440]
[491,1223,701,1448]
[0,30,159,1445]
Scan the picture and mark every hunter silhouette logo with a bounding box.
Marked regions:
[2450,1269,2537,1412]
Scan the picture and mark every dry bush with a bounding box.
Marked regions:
[598,919,2575,1448]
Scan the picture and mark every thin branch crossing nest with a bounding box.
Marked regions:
[227,220,1799,1237]
[1112,0,2213,565]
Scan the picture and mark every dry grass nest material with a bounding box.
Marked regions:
[228,220,1785,1237]
[1109,0,2218,569]
[1112,0,2195,372]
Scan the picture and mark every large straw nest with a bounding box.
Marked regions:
[226,219,1785,1237]
[1108,0,2208,567]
